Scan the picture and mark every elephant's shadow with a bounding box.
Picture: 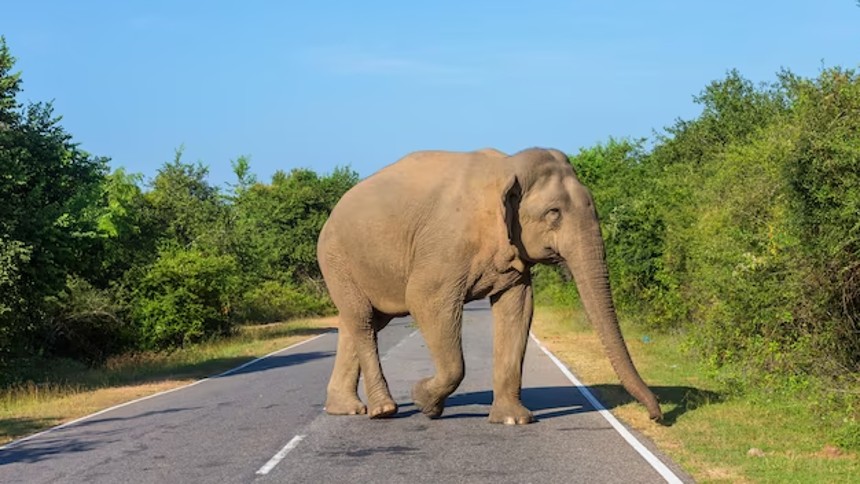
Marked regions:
[399,384,721,426]
[584,384,723,426]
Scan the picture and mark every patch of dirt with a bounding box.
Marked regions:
[814,444,846,459]
[702,466,749,483]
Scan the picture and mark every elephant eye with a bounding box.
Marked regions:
[545,208,561,224]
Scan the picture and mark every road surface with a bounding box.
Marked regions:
[0,301,691,483]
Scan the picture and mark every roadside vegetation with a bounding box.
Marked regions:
[533,66,860,482]
[0,37,354,384]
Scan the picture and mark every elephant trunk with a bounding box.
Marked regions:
[562,221,662,421]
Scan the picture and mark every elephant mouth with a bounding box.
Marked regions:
[545,249,565,264]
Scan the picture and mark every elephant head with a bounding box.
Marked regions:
[502,148,662,421]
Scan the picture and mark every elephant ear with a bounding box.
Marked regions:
[501,175,521,242]
[495,175,525,272]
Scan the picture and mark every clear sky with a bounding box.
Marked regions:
[3,1,858,185]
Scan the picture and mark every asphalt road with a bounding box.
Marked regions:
[0,301,691,483]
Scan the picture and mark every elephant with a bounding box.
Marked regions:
[317,147,662,424]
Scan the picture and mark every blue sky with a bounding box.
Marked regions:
[3,1,858,185]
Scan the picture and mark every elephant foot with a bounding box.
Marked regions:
[324,393,367,415]
[412,378,445,418]
[368,398,398,419]
[488,399,534,425]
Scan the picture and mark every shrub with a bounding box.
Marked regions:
[237,280,331,323]
[132,246,239,350]
[46,276,132,364]
[532,265,579,308]
[681,123,814,372]
[787,68,860,368]
[545,68,860,386]
[0,238,31,364]
[569,139,682,327]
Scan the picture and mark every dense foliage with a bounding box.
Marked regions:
[0,39,356,375]
[540,68,860,395]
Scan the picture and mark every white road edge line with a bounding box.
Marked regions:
[0,331,332,451]
[529,332,684,484]
[256,434,305,475]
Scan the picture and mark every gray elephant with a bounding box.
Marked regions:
[317,147,662,424]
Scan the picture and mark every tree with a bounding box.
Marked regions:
[233,166,358,284]
[230,165,357,321]
[87,168,159,286]
[0,37,108,362]
[0,37,20,127]
[145,147,228,251]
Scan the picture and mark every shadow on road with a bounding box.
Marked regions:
[0,406,201,465]
[217,351,334,377]
[0,351,335,463]
[439,386,586,420]
[397,384,721,425]
[0,434,109,466]
[0,417,58,449]
[74,406,203,429]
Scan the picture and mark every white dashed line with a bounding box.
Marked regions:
[256,434,305,475]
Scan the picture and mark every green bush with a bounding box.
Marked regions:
[132,246,240,350]
[568,139,685,328]
[532,265,579,308]
[542,68,860,391]
[0,238,31,363]
[237,280,331,323]
[787,68,860,368]
[46,276,132,363]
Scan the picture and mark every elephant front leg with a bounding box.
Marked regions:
[407,286,466,419]
[488,281,535,425]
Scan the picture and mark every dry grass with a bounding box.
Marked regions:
[1,316,336,446]
[531,305,859,483]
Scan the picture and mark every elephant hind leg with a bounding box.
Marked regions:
[323,272,396,418]
[349,319,397,418]
[325,330,366,415]
[325,311,395,416]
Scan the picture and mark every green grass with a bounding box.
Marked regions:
[532,305,859,483]
[1,316,335,445]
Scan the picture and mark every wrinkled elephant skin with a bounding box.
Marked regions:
[317,148,662,423]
